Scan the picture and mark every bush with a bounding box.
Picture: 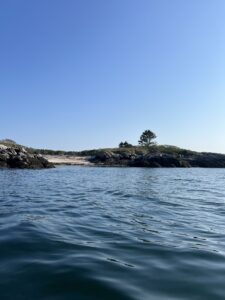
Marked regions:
[119,141,133,148]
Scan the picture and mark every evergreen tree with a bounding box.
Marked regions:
[138,130,156,147]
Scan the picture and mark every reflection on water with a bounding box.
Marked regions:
[0,167,225,299]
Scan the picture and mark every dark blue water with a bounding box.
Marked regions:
[1,167,225,300]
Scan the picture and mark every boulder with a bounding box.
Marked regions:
[0,146,54,169]
[92,151,121,162]
[0,144,8,150]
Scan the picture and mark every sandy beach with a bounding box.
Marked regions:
[44,155,93,166]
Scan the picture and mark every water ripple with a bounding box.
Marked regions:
[0,167,225,299]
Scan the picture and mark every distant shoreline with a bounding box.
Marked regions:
[2,142,225,169]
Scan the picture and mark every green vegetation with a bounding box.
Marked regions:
[0,131,196,157]
[0,139,24,149]
[0,139,17,147]
[119,141,133,148]
[76,145,196,157]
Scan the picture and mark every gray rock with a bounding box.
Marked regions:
[0,146,54,169]
[21,147,28,153]
[91,150,225,168]
[0,144,8,150]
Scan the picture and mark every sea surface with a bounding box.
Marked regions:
[0,167,225,300]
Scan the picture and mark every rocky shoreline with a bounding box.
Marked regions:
[0,145,53,169]
[90,150,225,168]
[1,144,225,169]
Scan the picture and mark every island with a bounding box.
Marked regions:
[1,133,225,169]
[41,146,225,168]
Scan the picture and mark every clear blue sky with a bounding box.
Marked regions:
[1,0,225,152]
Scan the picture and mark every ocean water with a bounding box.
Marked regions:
[0,167,225,300]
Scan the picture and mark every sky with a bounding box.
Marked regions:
[1,0,225,152]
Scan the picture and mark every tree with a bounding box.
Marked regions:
[138,130,156,147]
[119,141,133,148]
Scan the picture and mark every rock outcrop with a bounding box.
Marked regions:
[90,150,225,168]
[0,145,53,169]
